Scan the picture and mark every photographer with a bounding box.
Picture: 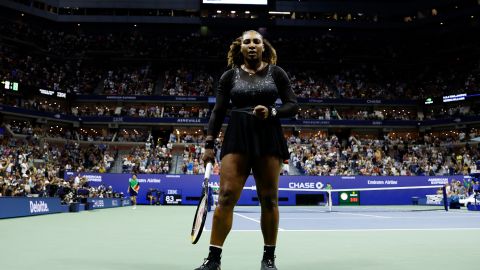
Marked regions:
[146,188,155,205]
[46,179,58,198]
[56,180,75,204]
[473,180,480,195]
[106,186,114,198]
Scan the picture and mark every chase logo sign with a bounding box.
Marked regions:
[30,201,50,213]
[288,182,324,189]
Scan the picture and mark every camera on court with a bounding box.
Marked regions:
[146,188,163,205]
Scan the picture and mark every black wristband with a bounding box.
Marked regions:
[205,140,214,149]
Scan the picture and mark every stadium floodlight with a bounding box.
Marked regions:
[203,0,268,5]
[268,11,290,15]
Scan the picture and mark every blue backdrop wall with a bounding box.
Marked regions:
[65,173,467,206]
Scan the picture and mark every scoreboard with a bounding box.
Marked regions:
[164,189,182,205]
[2,80,19,91]
[339,191,360,205]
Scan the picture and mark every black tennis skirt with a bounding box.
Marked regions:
[220,111,290,161]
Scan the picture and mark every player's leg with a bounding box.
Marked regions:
[210,153,250,245]
[252,155,282,270]
[132,195,137,209]
[195,153,250,270]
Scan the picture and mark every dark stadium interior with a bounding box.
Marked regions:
[1,3,480,270]
[0,0,479,199]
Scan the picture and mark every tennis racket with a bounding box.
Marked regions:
[191,162,213,244]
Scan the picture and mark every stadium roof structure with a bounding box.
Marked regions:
[0,0,478,28]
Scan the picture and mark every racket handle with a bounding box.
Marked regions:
[204,162,213,180]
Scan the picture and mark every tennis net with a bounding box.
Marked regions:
[243,185,448,212]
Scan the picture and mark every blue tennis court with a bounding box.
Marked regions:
[205,206,480,231]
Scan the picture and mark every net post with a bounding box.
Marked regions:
[328,190,332,212]
[442,185,448,211]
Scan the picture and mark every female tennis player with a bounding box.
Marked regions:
[194,30,298,270]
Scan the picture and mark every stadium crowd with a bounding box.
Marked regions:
[4,93,479,123]
[162,68,215,97]
[289,66,479,101]
[287,133,480,176]
[0,136,117,201]
[1,15,479,99]
[5,120,149,143]
[121,144,172,174]
[102,66,155,96]
[1,8,480,203]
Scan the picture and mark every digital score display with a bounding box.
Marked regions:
[339,191,360,205]
[2,80,19,91]
[164,189,182,205]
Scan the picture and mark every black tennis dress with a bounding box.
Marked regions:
[207,64,298,161]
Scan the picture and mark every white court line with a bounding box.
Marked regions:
[297,208,467,215]
[282,217,349,220]
[271,215,480,220]
[234,213,261,224]
[443,211,480,215]
[335,212,392,219]
[206,227,480,232]
[233,213,285,231]
[298,208,391,219]
[281,228,480,232]
[296,208,330,213]
[281,216,480,221]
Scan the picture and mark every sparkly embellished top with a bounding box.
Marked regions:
[207,64,298,139]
